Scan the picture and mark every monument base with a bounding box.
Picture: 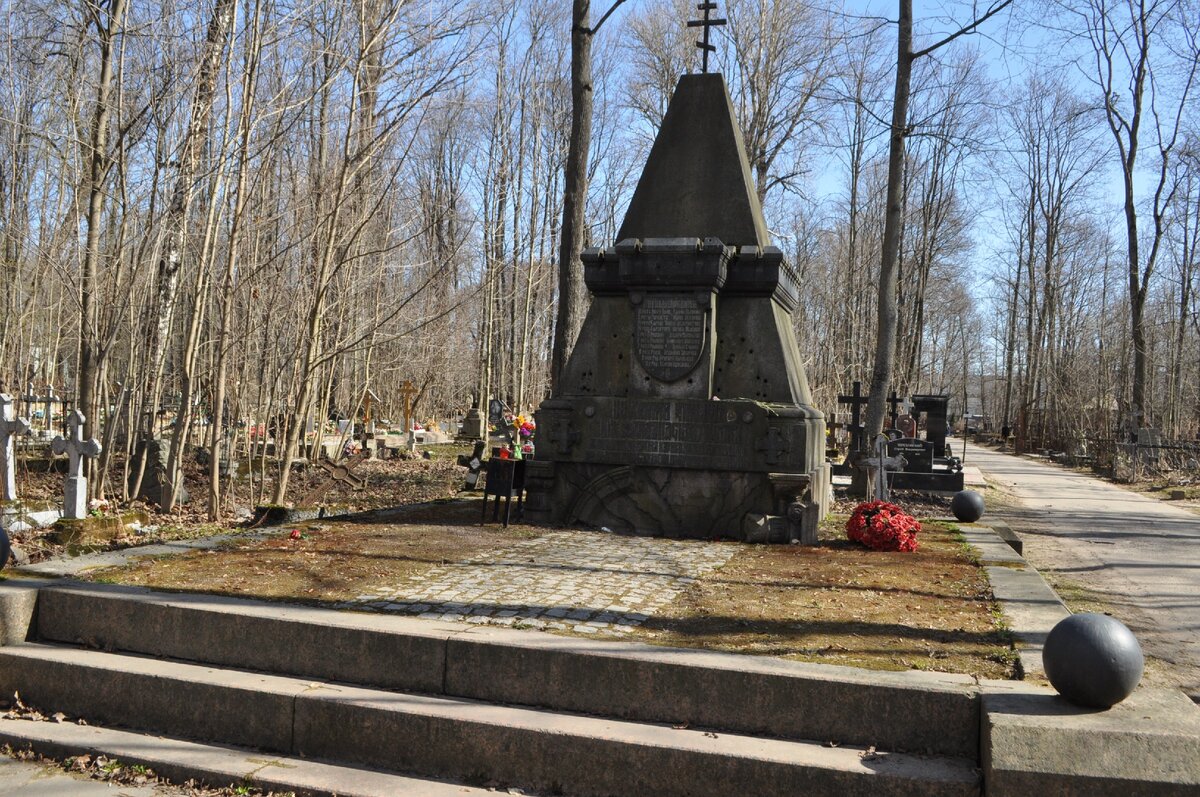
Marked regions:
[528,397,829,543]
[525,460,829,543]
[63,475,88,520]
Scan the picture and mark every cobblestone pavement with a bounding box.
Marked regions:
[342,530,738,634]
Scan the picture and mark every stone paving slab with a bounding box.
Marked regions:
[959,525,1070,679]
[340,530,738,635]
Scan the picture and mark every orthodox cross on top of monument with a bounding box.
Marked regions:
[687,2,726,74]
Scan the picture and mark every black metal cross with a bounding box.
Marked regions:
[837,381,869,453]
[687,2,726,74]
[887,390,903,428]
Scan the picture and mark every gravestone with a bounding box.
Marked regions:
[457,407,486,441]
[1,394,32,502]
[837,381,869,455]
[128,439,190,507]
[887,437,935,472]
[911,394,951,455]
[888,394,963,492]
[525,71,829,543]
[21,383,38,431]
[887,390,904,429]
[51,410,101,519]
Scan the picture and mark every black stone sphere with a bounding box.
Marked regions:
[0,526,9,571]
[951,490,985,523]
[1043,613,1143,708]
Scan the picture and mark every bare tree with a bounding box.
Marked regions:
[861,0,1014,461]
[77,0,130,466]
[1062,0,1198,433]
[551,0,625,392]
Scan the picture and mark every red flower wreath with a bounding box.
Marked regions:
[846,500,921,552]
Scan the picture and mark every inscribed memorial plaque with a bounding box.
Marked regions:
[634,294,706,382]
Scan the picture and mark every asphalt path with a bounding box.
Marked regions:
[964,440,1200,696]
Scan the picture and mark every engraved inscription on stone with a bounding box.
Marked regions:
[579,399,758,470]
[634,294,706,382]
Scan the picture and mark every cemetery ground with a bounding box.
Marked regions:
[4,447,467,564]
[40,485,1019,681]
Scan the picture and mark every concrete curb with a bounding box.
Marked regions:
[0,715,492,797]
[0,642,980,797]
[7,498,463,577]
[980,679,1200,795]
[0,578,38,646]
[10,530,274,578]
[959,524,1071,679]
[29,580,980,758]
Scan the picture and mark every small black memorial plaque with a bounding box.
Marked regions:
[888,437,935,472]
[634,293,707,382]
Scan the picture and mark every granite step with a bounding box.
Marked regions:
[0,715,488,797]
[0,642,980,797]
[29,581,980,758]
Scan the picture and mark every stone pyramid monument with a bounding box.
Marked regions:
[525,72,829,543]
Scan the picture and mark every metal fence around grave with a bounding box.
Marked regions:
[1081,437,1200,483]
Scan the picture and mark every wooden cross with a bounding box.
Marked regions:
[1,393,32,502]
[687,2,726,74]
[299,451,368,507]
[51,409,101,519]
[837,381,869,453]
[398,380,418,431]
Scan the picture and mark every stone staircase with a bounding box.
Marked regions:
[0,580,982,797]
[3,579,1199,795]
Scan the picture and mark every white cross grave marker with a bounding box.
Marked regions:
[0,394,32,502]
[51,409,102,519]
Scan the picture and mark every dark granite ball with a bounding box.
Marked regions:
[1043,613,1143,708]
[0,526,9,571]
[950,490,985,522]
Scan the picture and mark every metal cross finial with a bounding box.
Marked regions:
[687,2,726,74]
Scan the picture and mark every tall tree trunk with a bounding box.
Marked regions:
[862,0,912,447]
[140,0,235,457]
[78,0,129,479]
[550,0,592,392]
[209,0,264,520]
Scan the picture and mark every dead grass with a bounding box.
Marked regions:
[84,501,539,605]
[627,516,1016,679]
